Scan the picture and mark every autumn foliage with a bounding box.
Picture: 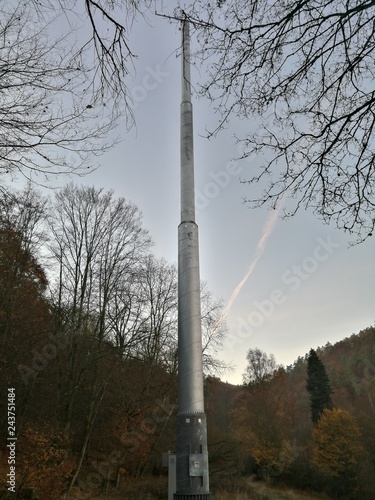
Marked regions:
[311,408,365,496]
[16,423,73,498]
[0,186,375,498]
[232,369,297,481]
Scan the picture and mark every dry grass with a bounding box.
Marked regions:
[68,474,327,499]
[68,475,168,499]
[211,475,268,499]
[250,480,328,500]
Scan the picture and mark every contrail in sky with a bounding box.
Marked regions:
[214,204,282,332]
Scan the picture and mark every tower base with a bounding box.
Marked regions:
[175,413,211,498]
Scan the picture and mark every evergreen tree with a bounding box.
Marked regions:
[306,349,333,425]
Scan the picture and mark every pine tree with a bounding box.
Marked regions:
[306,349,333,424]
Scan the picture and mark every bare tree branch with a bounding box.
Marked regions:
[0,1,151,182]
[172,0,375,243]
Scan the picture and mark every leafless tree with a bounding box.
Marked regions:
[135,256,178,369]
[48,183,152,487]
[165,1,375,243]
[201,284,232,377]
[243,347,278,385]
[106,257,177,366]
[110,254,230,375]
[0,183,48,257]
[133,263,231,375]
[49,183,152,425]
[33,0,149,104]
[106,271,149,358]
[0,1,149,181]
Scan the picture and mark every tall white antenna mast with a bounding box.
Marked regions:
[174,19,211,499]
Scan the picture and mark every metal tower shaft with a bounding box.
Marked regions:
[174,20,211,500]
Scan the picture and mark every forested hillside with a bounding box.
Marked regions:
[0,185,374,499]
[226,327,375,498]
[0,185,227,499]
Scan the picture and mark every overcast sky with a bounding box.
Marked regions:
[52,8,375,384]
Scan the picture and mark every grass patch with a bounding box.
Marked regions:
[211,475,267,499]
[69,473,328,499]
[250,480,328,499]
